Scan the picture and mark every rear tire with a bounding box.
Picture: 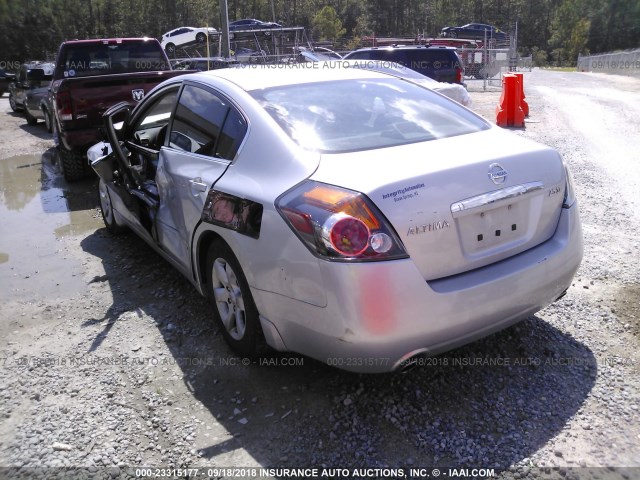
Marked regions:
[98,178,126,234]
[165,43,175,55]
[59,147,88,182]
[196,33,206,43]
[205,240,265,357]
[25,108,38,125]
[9,94,18,112]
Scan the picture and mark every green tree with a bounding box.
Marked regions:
[531,46,549,66]
[311,5,346,41]
[567,17,590,60]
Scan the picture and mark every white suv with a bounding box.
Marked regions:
[161,27,218,54]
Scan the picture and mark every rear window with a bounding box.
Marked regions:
[251,78,488,153]
[58,41,169,78]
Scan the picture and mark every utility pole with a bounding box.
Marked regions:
[220,0,231,58]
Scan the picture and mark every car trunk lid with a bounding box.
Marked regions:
[310,128,566,280]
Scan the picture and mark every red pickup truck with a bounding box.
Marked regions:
[51,38,188,181]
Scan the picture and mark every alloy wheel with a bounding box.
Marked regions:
[211,257,247,340]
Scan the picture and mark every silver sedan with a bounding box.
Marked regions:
[89,65,583,373]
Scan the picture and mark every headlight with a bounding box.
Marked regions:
[563,163,576,208]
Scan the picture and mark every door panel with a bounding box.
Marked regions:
[155,148,230,267]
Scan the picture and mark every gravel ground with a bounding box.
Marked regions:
[0,69,639,480]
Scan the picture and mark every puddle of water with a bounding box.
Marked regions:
[0,152,102,301]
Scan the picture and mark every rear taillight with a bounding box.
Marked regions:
[321,213,370,256]
[456,67,463,83]
[276,181,407,262]
[56,89,73,121]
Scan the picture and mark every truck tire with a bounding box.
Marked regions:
[59,147,87,182]
[43,107,53,133]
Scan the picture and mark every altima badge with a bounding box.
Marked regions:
[407,221,450,236]
[488,163,507,185]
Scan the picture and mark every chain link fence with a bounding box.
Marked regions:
[461,48,524,91]
[577,50,640,77]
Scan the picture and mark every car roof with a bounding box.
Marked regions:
[181,64,390,91]
[339,59,433,80]
[190,57,229,61]
[351,45,458,51]
[61,38,158,45]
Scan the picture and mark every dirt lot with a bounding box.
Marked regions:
[0,69,639,479]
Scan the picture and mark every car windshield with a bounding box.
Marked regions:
[59,42,168,78]
[251,79,487,153]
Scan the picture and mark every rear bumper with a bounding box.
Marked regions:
[253,204,583,373]
[58,124,101,152]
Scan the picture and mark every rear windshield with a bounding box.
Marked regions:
[58,41,169,78]
[251,78,488,153]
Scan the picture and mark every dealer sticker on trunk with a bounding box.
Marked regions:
[382,183,425,203]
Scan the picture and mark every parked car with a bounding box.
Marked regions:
[0,68,16,96]
[24,75,55,130]
[50,38,187,181]
[232,47,267,63]
[229,19,282,32]
[341,60,471,107]
[89,66,582,373]
[343,46,464,84]
[8,62,54,115]
[295,47,343,62]
[161,27,218,54]
[441,23,507,41]
[310,47,343,59]
[174,57,238,71]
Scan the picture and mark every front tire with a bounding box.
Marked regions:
[206,241,264,357]
[165,43,175,55]
[196,33,206,43]
[449,31,457,38]
[98,178,126,234]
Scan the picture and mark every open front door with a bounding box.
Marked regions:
[100,88,181,242]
